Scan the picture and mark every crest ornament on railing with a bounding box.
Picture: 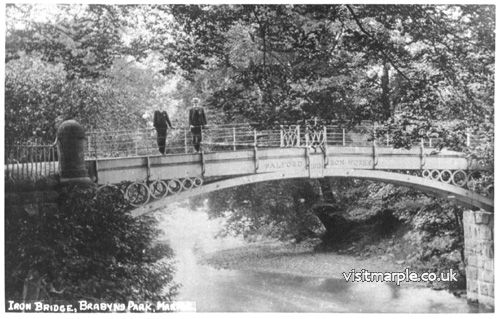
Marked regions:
[280,125,301,147]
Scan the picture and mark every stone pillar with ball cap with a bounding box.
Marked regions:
[56,120,91,184]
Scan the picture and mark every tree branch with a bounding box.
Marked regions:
[345,5,412,84]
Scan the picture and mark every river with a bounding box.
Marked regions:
[158,203,484,313]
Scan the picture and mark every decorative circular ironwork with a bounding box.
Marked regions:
[105,177,206,206]
[125,182,151,206]
[439,170,452,183]
[422,169,431,179]
[182,178,194,190]
[430,169,441,180]
[166,179,182,194]
[420,169,473,188]
[150,180,169,199]
[452,170,468,187]
[193,177,203,187]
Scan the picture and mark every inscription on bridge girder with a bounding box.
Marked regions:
[329,158,373,168]
[261,159,305,173]
[309,154,324,178]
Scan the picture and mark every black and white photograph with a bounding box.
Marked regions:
[2,1,496,314]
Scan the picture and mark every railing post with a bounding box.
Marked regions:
[30,146,34,178]
[15,145,18,178]
[296,125,301,147]
[254,129,257,147]
[372,130,377,168]
[50,146,55,174]
[87,135,92,157]
[91,133,96,158]
[201,128,204,152]
[420,138,425,169]
[466,133,471,147]
[323,125,327,146]
[342,128,346,146]
[233,126,236,151]
[280,125,284,147]
[43,146,47,176]
[200,151,205,177]
[305,127,309,147]
[386,132,389,147]
[254,145,259,173]
[184,129,188,153]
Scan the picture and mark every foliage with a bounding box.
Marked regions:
[168,5,493,137]
[350,182,465,284]
[207,179,321,242]
[4,54,152,144]
[5,4,187,144]
[4,185,178,303]
[6,4,124,79]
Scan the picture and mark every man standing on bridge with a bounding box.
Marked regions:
[153,109,173,155]
[189,97,207,152]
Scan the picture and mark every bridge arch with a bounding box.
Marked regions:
[131,169,493,216]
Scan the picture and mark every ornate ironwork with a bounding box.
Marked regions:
[421,169,470,187]
[305,125,326,151]
[96,177,205,207]
[280,125,300,147]
[150,180,169,199]
[125,182,151,206]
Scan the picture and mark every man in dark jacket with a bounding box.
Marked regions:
[188,98,207,152]
[153,110,173,155]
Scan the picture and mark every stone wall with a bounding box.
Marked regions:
[463,210,494,309]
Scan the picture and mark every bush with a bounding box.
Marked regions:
[5,184,178,304]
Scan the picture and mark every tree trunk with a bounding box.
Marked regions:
[381,61,391,120]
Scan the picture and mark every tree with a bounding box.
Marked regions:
[207,179,322,242]
[4,54,151,144]
[6,4,125,79]
[5,184,178,304]
[5,4,186,143]
[166,5,493,141]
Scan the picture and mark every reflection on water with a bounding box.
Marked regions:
[159,203,483,313]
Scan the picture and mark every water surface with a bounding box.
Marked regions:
[160,204,483,313]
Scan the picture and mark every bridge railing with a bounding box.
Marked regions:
[4,142,59,181]
[5,123,485,181]
[84,123,481,159]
